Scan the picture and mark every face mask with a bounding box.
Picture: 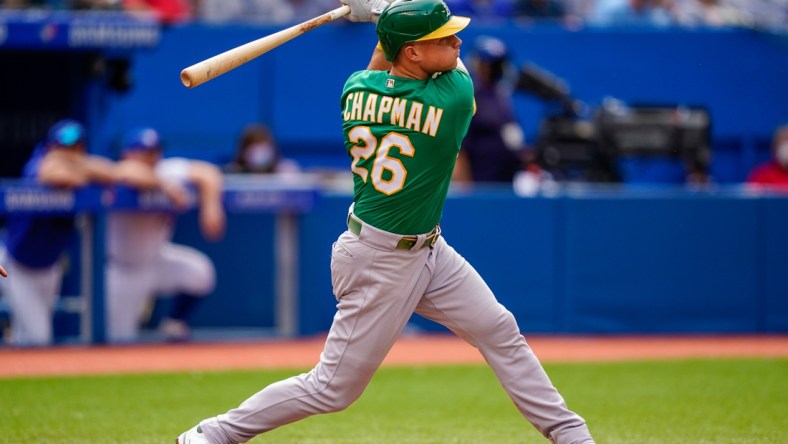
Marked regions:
[776,142,788,167]
[244,143,275,168]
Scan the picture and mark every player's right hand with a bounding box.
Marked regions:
[0,264,7,278]
[161,181,191,211]
[341,0,394,23]
[199,201,226,242]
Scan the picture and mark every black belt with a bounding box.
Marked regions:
[347,214,440,250]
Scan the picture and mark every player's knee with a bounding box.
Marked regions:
[306,366,371,413]
[472,303,518,336]
[185,256,216,296]
[319,383,365,413]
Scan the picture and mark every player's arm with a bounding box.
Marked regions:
[116,159,191,209]
[187,160,226,241]
[342,0,393,71]
[38,151,116,187]
[368,45,391,71]
[452,150,473,184]
[85,155,119,185]
[115,158,161,189]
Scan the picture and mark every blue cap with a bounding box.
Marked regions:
[474,36,508,62]
[122,127,161,153]
[47,119,86,147]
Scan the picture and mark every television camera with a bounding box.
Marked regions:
[515,64,712,183]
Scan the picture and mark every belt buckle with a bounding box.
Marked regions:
[425,225,441,248]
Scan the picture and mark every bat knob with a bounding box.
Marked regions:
[180,69,194,88]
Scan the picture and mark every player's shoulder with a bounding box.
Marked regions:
[345,69,387,88]
[434,67,472,86]
[155,157,192,181]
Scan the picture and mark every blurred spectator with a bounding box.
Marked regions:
[288,0,342,21]
[0,0,35,8]
[121,0,194,23]
[588,0,676,26]
[453,36,530,186]
[746,124,788,189]
[444,0,514,20]
[198,0,294,24]
[0,119,116,346]
[513,0,566,19]
[107,127,224,343]
[225,123,301,175]
[672,0,748,27]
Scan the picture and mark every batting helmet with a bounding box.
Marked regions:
[46,119,86,148]
[122,127,162,153]
[376,0,471,62]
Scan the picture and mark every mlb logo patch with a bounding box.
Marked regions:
[386,78,395,88]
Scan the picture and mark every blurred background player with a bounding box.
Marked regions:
[0,119,116,346]
[453,35,529,186]
[107,127,225,343]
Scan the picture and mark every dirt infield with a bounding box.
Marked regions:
[1,334,787,378]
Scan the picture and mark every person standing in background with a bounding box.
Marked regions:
[746,124,788,189]
[107,127,225,343]
[453,35,528,185]
[224,123,300,175]
[0,119,116,346]
[121,0,194,23]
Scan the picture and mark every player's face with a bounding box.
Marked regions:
[411,35,462,73]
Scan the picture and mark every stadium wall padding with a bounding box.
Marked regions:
[174,192,788,335]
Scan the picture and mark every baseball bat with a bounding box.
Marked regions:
[180,5,351,88]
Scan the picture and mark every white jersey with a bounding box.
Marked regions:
[105,157,216,342]
[107,157,192,266]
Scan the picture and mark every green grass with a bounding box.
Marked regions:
[1,359,787,443]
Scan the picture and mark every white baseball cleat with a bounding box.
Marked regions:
[176,423,210,444]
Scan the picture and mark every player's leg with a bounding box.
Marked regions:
[414,237,593,444]
[152,243,216,340]
[105,261,157,342]
[197,231,433,444]
[0,251,62,345]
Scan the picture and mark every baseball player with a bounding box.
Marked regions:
[0,119,116,346]
[107,127,224,343]
[177,1,594,443]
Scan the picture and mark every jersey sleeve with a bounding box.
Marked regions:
[155,157,192,184]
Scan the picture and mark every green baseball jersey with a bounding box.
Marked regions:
[341,68,474,235]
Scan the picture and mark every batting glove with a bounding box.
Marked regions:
[341,0,393,23]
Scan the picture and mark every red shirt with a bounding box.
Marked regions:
[747,161,788,187]
[124,0,192,23]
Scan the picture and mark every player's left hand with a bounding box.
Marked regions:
[341,0,393,23]
[0,264,7,278]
